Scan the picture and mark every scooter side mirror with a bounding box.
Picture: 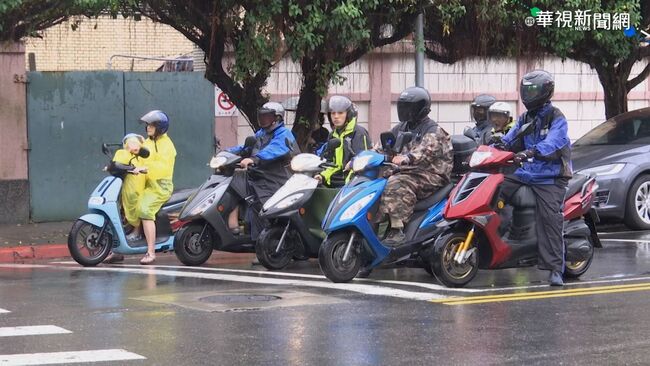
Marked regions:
[137,147,150,158]
[463,126,477,140]
[101,143,110,156]
[394,131,414,152]
[322,138,341,160]
[380,132,396,152]
[516,122,534,139]
[244,136,257,149]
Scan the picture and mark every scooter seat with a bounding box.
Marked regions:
[165,188,196,206]
[413,184,454,211]
[565,173,590,199]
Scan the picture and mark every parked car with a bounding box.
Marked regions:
[572,107,650,230]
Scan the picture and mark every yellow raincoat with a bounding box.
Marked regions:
[138,133,176,221]
[112,148,145,227]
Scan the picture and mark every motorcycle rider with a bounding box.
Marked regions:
[317,95,371,187]
[500,70,572,286]
[227,102,297,239]
[380,86,454,246]
[487,102,516,144]
[466,94,497,145]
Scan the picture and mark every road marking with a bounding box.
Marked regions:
[0,326,72,337]
[0,349,145,365]
[433,282,650,305]
[600,238,650,244]
[106,263,481,293]
[0,309,9,314]
[5,264,450,301]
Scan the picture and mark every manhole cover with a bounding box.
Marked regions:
[199,294,281,304]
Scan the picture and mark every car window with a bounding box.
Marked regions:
[574,117,650,145]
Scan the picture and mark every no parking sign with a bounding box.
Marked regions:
[215,86,239,116]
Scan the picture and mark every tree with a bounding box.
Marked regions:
[0,0,111,42]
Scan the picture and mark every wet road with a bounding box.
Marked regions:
[2,229,650,365]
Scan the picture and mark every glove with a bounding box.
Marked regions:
[513,150,535,164]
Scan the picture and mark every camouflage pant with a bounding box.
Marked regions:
[380,170,445,224]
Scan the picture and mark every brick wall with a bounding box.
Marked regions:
[25,16,195,71]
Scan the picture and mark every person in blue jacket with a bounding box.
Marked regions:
[227,102,297,239]
[500,69,572,286]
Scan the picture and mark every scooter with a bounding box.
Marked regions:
[429,123,601,287]
[173,136,273,266]
[255,140,341,270]
[318,132,477,283]
[68,143,194,266]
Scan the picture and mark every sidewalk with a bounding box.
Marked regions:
[0,221,255,264]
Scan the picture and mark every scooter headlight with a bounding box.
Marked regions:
[352,155,373,173]
[209,156,228,169]
[469,151,492,168]
[189,191,218,216]
[272,193,305,211]
[340,193,376,221]
[88,196,105,205]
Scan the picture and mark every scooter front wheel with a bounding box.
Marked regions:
[174,223,213,266]
[68,219,112,266]
[256,227,294,270]
[430,230,479,288]
[318,232,361,283]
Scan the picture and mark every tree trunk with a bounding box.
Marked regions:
[293,57,324,152]
[595,65,629,120]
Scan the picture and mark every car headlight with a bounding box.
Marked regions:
[189,191,218,216]
[340,193,376,221]
[469,151,492,168]
[578,163,626,177]
[271,193,305,211]
[209,156,228,169]
[88,196,105,205]
[352,155,373,172]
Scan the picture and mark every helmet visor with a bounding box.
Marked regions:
[471,105,488,123]
[258,108,276,127]
[488,111,510,128]
[521,84,542,103]
[397,101,416,122]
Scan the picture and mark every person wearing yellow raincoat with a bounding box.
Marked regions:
[137,110,176,265]
[103,133,148,264]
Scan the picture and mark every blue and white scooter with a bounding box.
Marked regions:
[318,132,476,282]
[68,143,193,266]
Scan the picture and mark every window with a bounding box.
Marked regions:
[574,117,650,146]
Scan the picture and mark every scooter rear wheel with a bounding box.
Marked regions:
[68,219,112,267]
[174,223,213,266]
[256,226,294,270]
[319,232,361,283]
[430,230,479,288]
[564,237,594,279]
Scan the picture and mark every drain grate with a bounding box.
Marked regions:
[199,294,281,304]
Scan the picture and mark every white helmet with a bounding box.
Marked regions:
[262,102,285,121]
[488,102,512,123]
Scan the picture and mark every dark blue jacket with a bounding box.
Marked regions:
[227,122,296,165]
[502,102,572,185]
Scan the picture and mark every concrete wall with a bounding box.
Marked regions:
[0,42,29,223]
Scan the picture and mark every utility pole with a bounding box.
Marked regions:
[415,13,424,87]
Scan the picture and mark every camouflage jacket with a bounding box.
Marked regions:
[385,118,454,186]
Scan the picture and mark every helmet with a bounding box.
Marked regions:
[397,86,431,124]
[470,94,496,124]
[520,69,554,111]
[122,133,145,149]
[262,102,285,121]
[140,110,170,137]
[328,95,357,124]
[488,102,512,123]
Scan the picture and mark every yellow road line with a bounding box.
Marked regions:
[430,282,650,305]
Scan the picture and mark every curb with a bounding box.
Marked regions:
[0,244,70,263]
[0,244,257,264]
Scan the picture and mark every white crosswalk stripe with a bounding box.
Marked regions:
[0,326,72,337]
[0,309,9,314]
[0,349,146,365]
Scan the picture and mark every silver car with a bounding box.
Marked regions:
[572,107,650,230]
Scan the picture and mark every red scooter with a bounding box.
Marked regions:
[429,134,601,287]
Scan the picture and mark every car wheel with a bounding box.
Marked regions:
[624,174,650,230]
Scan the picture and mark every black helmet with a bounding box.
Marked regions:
[397,86,431,124]
[327,95,357,124]
[140,110,170,137]
[520,70,554,111]
[470,94,496,124]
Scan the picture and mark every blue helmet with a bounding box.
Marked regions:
[140,110,169,136]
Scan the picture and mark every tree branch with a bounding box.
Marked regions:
[627,61,650,91]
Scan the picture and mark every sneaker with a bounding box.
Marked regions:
[140,253,156,265]
[383,229,406,247]
[549,271,564,286]
[104,252,124,264]
[126,232,143,242]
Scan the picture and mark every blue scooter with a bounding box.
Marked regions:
[318,132,476,282]
[68,143,194,266]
